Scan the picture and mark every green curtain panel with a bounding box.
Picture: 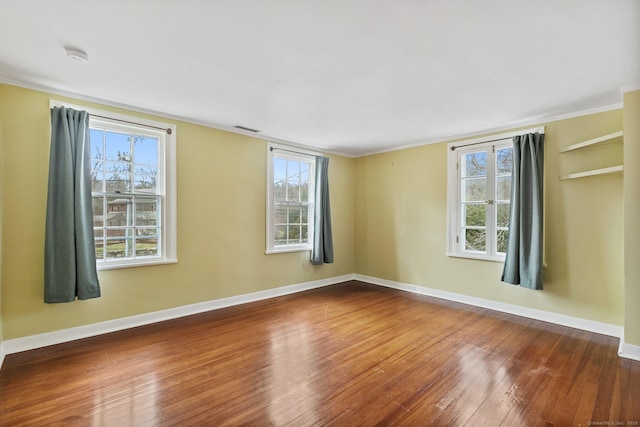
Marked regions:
[311,156,334,265]
[502,133,545,290]
[44,106,101,303]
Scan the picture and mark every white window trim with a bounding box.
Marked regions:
[265,142,319,254]
[50,100,177,269]
[446,126,544,262]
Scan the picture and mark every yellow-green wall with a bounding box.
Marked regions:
[0,81,633,343]
[0,84,355,339]
[623,89,640,346]
[355,110,625,325]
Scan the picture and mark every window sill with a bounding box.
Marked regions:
[97,258,178,271]
[265,246,312,255]
[446,252,505,263]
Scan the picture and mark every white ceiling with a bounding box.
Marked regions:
[1,1,638,156]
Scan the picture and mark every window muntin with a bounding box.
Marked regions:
[90,124,162,262]
[449,140,513,261]
[267,144,316,253]
[88,117,175,268]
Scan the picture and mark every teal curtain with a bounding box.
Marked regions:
[501,133,545,290]
[311,156,334,264]
[45,106,100,303]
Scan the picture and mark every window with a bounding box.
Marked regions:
[449,141,513,261]
[266,143,316,253]
[64,105,178,269]
[448,139,513,261]
[447,128,543,261]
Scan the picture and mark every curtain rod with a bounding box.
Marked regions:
[90,114,172,134]
[449,136,512,151]
[449,129,545,151]
[269,146,322,157]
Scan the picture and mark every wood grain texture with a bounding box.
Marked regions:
[1,281,638,426]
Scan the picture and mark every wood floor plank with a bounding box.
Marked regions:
[464,321,560,425]
[0,281,638,426]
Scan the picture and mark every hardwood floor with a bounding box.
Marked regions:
[1,281,638,426]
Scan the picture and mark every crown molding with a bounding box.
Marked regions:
[358,103,622,157]
[621,83,640,94]
[0,77,625,159]
[0,77,351,158]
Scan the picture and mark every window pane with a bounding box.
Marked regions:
[463,178,486,201]
[135,197,158,226]
[90,129,104,159]
[105,161,131,193]
[134,136,158,165]
[106,229,133,258]
[288,225,301,243]
[133,175,157,193]
[135,238,158,257]
[300,163,310,202]
[274,225,287,246]
[135,227,159,257]
[301,225,308,243]
[301,205,308,223]
[92,171,104,192]
[496,176,511,201]
[106,197,133,226]
[105,177,130,193]
[287,159,301,181]
[465,229,486,252]
[287,181,300,202]
[463,152,487,177]
[274,180,286,202]
[274,205,287,224]
[464,204,485,227]
[90,159,104,191]
[274,157,287,180]
[92,197,104,227]
[94,229,104,260]
[105,131,131,161]
[496,148,513,174]
[497,229,509,253]
[288,207,301,224]
[497,203,510,228]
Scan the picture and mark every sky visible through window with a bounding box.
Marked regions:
[90,129,158,166]
[273,157,309,185]
[89,128,159,195]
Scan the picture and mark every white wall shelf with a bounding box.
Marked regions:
[559,131,623,153]
[560,165,624,181]
[559,130,624,180]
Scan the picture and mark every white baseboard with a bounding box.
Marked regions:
[619,339,640,362]
[1,274,355,358]
[0,342,5,369]
[355,274,624,338]
[2,273,638,366]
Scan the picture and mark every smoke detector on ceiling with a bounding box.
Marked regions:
[65,47,89,64]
